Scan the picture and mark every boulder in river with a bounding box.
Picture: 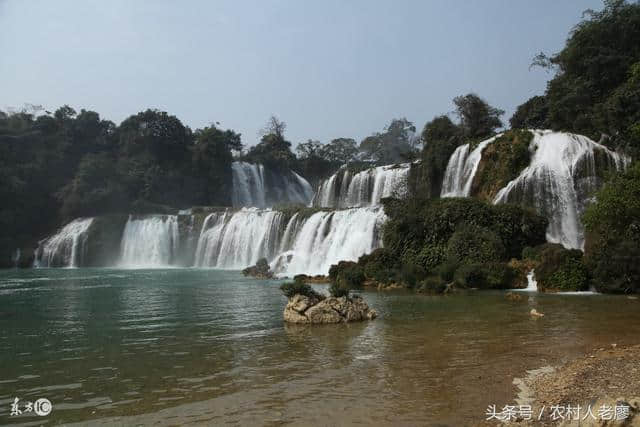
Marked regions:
[242,258,274,279]
[283,294,377,324]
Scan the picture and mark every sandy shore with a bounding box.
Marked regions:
[489,344,640,426]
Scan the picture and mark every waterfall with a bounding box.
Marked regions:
[312,163,411,208]
[273,207,386,276]
[441,136,497,197]
[194,208,284,269]
[12,249,21,268]
[493,130,627,249]
[193,206,385,275]
[232,162,266,208]
[525,270,538,292]
[231,161,313,207]
[119,215,180,268]
[34,218,94,267]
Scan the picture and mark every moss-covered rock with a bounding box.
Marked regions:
[83,215,128,266]
[470,130,533,201]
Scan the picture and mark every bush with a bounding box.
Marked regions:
[453,262,518,289]
[435,257,459,282]
[358,248,398,284]
[453,264,485,288]
[536,244,589,291]
[329,283,350,298]
[328,261,365,289]
[280,279,325,300]
[445,224,506,264]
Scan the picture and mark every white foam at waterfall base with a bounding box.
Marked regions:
[119,215,179,268]
[273,207,387,276]
[493,130,627,249]
[441,136,498,197]
[34,218,94,267]
[312,163,411,208]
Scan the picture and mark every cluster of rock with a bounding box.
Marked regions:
[242,258,274,279]
[284,294,377,324]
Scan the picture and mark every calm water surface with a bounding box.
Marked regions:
[1,268,639,426]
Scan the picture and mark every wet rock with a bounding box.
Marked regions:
[530,308,544,317]
[283,294,377,324]
[242,258,274,279]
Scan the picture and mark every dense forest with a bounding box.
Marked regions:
[2,0,640,295]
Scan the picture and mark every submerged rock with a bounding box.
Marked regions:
[283,294,377,324]
[242,258,274,279]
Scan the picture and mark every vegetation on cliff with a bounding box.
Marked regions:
[583,161,640,293]
[329,197,548,292]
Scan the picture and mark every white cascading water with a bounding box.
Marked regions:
[525,270,538,292]
[231,161,313,207]
[194,208,285,269]
[440,136,498,197]
[273,207,386,276]
[493,130,627,249]
[312,163,411,208]
[232,162,266,208]
[34,218,94,267]
[194,207,385,275]
[119,215,179,268]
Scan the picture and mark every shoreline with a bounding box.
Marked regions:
[498,344,640,426]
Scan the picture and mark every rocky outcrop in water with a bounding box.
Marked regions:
[283,294,377,324]
[242,258,274,279]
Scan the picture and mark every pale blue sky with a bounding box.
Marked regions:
[0,0,602,147]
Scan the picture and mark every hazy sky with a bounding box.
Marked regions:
[0,0,602,147]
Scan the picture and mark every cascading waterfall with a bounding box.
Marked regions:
[232,162,266,208]
[312,163,411,208]
[194,209,285,269]
[231,161,313,207]
[119,215,180,268]
[34,218,94,267]
[193,207,385,275]
[272,207,386,276]
[493,130,627,249]
[441,136,498,197]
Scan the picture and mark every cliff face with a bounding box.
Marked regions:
[469,130,533,201]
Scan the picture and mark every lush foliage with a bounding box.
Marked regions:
[328,261,365,296]
[280,278,325,300]
[514,0,640,157]
[523,243,589,292]
[583,162,640,293]
[453,94,504,140]
[331,197,547,291]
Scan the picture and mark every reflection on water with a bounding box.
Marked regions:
[0,269,639,425]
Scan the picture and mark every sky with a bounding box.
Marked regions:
[0,0,603,148]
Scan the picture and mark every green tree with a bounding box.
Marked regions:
[509,96,549,129]
[583,161,640,293]
[453,93,504,139]
[359,118,418,164]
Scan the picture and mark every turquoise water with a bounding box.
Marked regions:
[1,268,639,425]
